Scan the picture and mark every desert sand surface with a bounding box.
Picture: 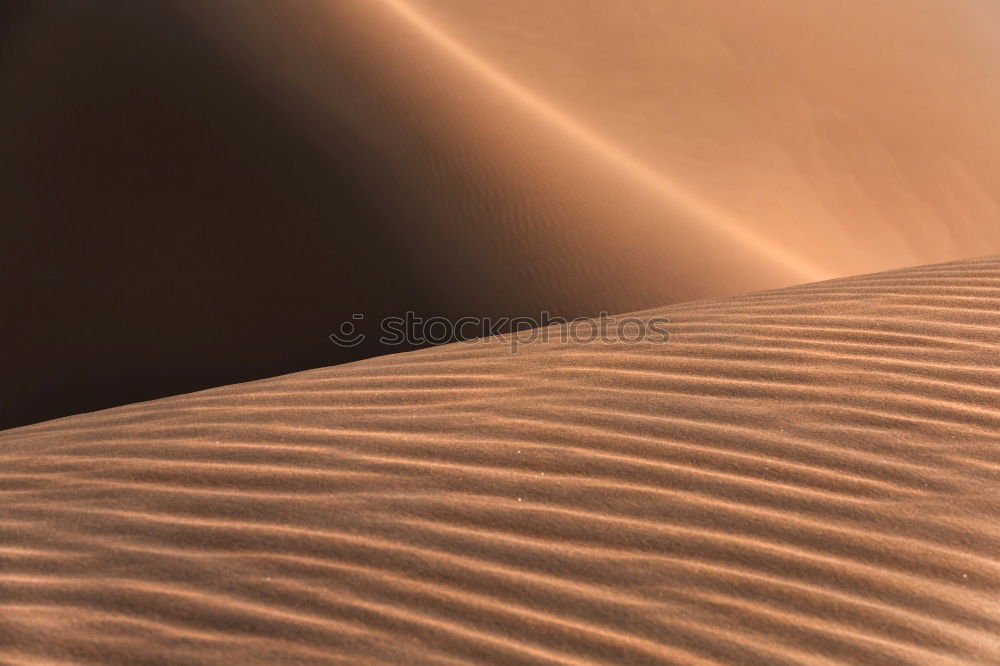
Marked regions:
[4,0,1000,427]
[3,0,1000,662]
[3,256,1000,664]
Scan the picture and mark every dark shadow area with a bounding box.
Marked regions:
[0,1,442,429]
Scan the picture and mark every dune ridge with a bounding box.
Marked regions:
[3,256,999,664]
[178,0,1000,294]
[372,0,826,283]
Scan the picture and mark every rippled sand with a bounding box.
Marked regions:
[2,2,999,663]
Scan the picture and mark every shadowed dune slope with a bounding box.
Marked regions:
[0,2,430,430]
[3,256,1000,664]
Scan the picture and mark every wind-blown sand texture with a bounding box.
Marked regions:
[3,257,999,664]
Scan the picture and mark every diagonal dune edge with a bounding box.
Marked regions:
[2,256,1000,664]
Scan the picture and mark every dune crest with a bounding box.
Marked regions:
[374,0,826,283]
[180,0,1000,291]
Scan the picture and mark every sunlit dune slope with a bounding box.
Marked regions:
[182,0,1000,292]
[3,256,999,664]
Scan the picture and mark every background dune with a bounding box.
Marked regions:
[178,0,1000,285]
[2,256,999,664]
[3,0,1000,428]
[399,0,1000,270]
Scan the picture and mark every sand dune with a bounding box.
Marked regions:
[5,0,1000,428]
[180,0,1000,289]
[3,256,999,664]
[395,0,1000,271]
[3,2,1000,661]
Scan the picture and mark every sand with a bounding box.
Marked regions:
[4,0,1000,427]
[3,257,1000,664]
[3,1,1000,662]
